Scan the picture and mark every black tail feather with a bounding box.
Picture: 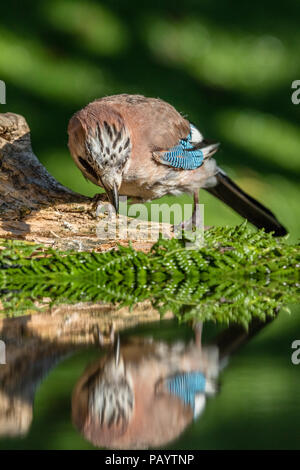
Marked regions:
[206,169,287,237]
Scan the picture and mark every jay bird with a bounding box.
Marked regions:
[68,94,287,236]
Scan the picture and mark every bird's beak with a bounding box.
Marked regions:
[101,181,119,213]
[114,334,120,366]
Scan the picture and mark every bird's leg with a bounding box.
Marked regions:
[194,321,203,350]
[95,325,104,347]
[192,190,200,226]
[175,190,200,232]
[95,323,115,347]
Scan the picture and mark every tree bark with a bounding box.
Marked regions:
[0,112,172,252]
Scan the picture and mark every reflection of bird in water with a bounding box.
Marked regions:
[72,326,219,449]
[87,336,134,439]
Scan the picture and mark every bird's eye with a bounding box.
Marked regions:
[78,157,98,180]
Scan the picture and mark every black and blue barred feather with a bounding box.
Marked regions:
[165,371,206,408]
[161,126,204,170]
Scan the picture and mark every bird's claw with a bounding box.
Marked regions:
[174,217,194,234]
[96,323,115,347]
[91,193,118,219]
[91,192,108,204]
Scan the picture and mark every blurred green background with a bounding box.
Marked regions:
[0,0,299,239]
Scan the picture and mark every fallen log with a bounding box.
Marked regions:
[0,112,172,252]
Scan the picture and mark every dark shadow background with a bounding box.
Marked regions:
[0,0,299,238]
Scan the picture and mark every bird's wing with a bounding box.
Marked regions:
[94,95,219,168]
[152,123,219,170]
[97,95,191,159]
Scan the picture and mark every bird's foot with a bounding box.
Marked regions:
[174,218,211,234]
[95,323,115,347]
[91,192,108,210]
[174,212,199,234]
[174,218,192,234]
[193,321,203,349]
[91,192,117,219]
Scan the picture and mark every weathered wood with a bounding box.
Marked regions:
[0,300,173,437]
[0,112,173,251]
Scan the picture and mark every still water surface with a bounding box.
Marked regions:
[0,304,299,449]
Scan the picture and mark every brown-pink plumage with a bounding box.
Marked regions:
[68,94,286,235]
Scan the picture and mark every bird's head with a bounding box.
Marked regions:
[68,104,131,213]
[72,336,134,448]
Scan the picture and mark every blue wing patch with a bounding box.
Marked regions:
[154,125,204,170]
[153,124,219,170]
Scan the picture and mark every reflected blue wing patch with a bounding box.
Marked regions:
[165,371,206,407]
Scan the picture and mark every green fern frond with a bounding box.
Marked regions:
[0,223,299,324]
